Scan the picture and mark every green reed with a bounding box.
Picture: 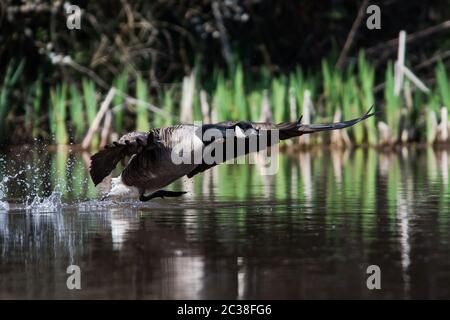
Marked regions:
[289,67,310,117]
[426,91,440,144]
[271,76,287,123]
[0,60,24,143]
[50,148,68,192]
[192,78,203,123]
[322,59,341,117]
[69,84,85,142]
[357,52,377,145]
[71,157,86,199]
[160,88,175,126]
[136,75,150,132]
[3,55,450,147]
[436,60,450,109]
[213,71,232,121]
[49,84,68,145]
[32,78,43,139]
[233,64,248,120]
[384,62,401,142]
[113,70,129,134]
[348,76,365,144]
[24,76,43,139]
[153,90,166,128]
[247,90,263,120]
[82,79,99,147]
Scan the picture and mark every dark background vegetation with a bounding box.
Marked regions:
[1,0,450,146]
[2,0,449,85]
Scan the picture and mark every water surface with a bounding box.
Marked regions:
[1,146,450,299]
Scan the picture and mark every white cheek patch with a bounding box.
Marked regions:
[235,126,246,139]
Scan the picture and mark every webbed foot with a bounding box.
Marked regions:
[139,190,187,202]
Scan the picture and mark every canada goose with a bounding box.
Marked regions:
[90,107,375,201]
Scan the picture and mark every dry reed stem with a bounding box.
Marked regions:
[82,87,116,149]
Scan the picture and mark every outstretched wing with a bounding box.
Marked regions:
[276,106,376,139]
[187,107,376,178]
[216,106,375,140]
[89,131,158,186]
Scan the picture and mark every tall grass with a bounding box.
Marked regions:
[32,78,43,139]
[247,90,263,120]
[271,76,287,123]
[233,64,248,120]
[322,60,341,117]
[426,92,440,144]
[342,75,361,142]
[384,62,401,142]
[436,60,450,109]
[289,68,313,118]
[0,60,24,143]
[135,75,150,132]
[159,88,175,126]
[213,71,232,121]
[49,84,68,145]
[2,55,450,147]
[113,70,129,134]
[70,84,85,141]
[357,52,377,145]
[25,77,43,139]
[82,79,99,148]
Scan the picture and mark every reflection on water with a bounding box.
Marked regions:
[1,146,450,299]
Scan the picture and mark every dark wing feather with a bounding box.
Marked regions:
[290,106,376,136]
[121,149,158,188]
[89,131,153,186]
[90,144,129,185]
[216,106,375,139]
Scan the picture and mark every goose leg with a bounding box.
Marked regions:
[139,190,187,202]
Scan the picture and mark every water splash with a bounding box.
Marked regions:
[1,142,115,213]
[26,191,62,213]
[0,200,9,212]
[0,145,91,212]
[0,200,8,212]
[0,171,9,212]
